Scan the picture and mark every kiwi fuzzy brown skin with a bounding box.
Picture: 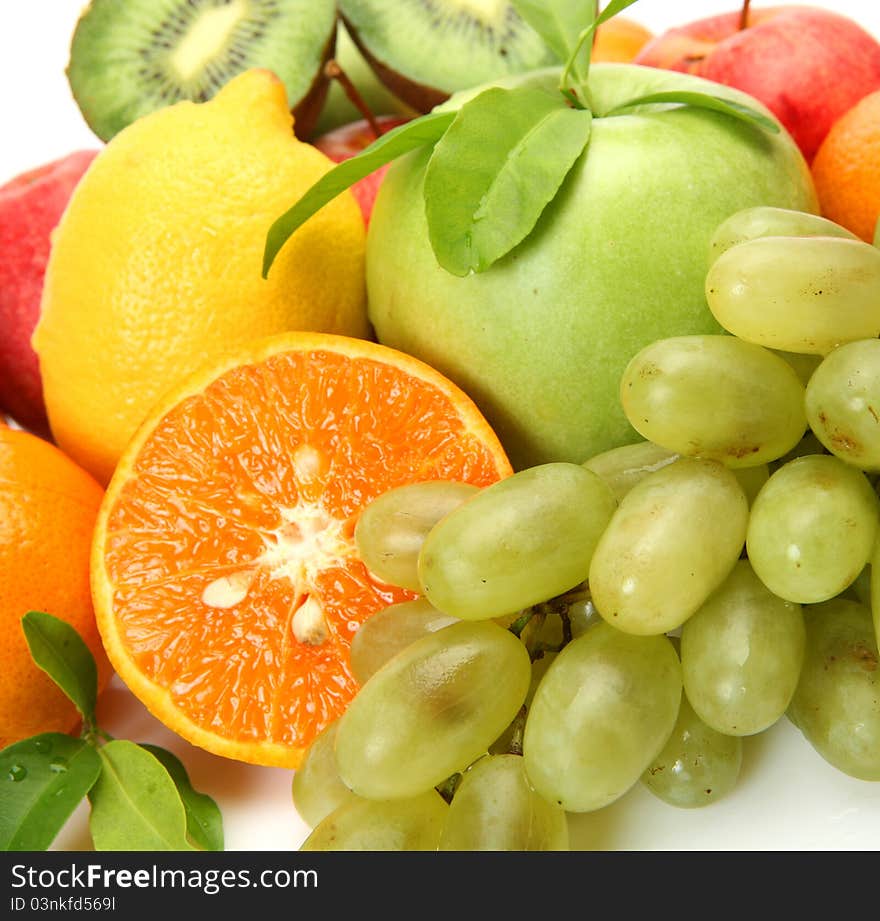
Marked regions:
[340,14,449,113]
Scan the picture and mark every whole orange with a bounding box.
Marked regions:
[812,89,880,242]
[0,424,110,748]
[593,17,653,63]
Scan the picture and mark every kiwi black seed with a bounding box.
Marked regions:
[67,0,338,142]
[337,0,556,113]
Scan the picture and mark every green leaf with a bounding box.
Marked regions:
[22,611,98,728]
[262,110,456,277]
[0,733,101,851]
[89,741,194,851]
[605,91,781,134]
[593,0,642,31]
[556,0,642,103]
[140,744,223,852]
[424,86,593,276]
[512,0,597,69]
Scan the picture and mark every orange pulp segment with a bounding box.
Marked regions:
[91,332,511,768]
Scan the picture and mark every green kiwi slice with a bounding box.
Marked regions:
[338,0,556,113]
[67,0,338,142]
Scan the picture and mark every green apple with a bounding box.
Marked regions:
[365,64,818,470]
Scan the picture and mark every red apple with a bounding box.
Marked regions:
[313,115,410,225]
[635,4,880,161]
[0,149,99,436]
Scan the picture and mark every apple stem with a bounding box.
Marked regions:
[324,59,382,139]
[739,0,751,31]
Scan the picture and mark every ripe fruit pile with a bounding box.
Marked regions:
[291,206,880,850]
[3,0,880,854]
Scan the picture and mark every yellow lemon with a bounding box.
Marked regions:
[33,69,368,485]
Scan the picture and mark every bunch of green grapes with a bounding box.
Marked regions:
[292,207,880,850]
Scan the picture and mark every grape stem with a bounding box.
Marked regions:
[506,706,528,757]
[561,609,573,646]
[435,772,461,804]
[508,609,536,638]
[509,586,585,657]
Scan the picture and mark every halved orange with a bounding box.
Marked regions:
[91,332,511,768]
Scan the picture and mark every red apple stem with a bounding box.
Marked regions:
[739,0,751,31]
[324,59,382,139]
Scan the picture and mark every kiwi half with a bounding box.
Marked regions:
[338,0,556,113]
[67,0,338,142]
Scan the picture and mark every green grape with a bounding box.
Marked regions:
[680,560,805,736]
[566,598,597,638]
[531,597,597,648]
[705,235,880,354]
[788,599,880,781]
[582,440,679,502]
[526,652,556,702]
[418,463,617,620]
[335,621,530,799]
[746,455,879,604]
[300,790,448,851]
[773,350,823,387]
[490,652,557,756]
[708,205,858,263]
[291,721,356,828]
[806,339,880,471]
[732,463,769,506]
[438,754,568,851]
[354,480,479,591]
[848,564,872,608]
[620,336,806,467]
[641,695,742,809]
[870,545,880,653]
[589,457,748,635]
[523,623,681,813]
[349,598,458,684]
[769,430,828,471]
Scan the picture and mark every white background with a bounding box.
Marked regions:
[2,1,879,851]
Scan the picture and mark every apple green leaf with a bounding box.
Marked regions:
[592,0,642,31]
[557,0,642,101]
[89,741,195,851]
[0,733,102,851]
[262,111,456,277]
[424,86,593,277]
[140,744,223,852]
[512,0,597,72]
[22,611,98,729]
[605,91,780,134]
